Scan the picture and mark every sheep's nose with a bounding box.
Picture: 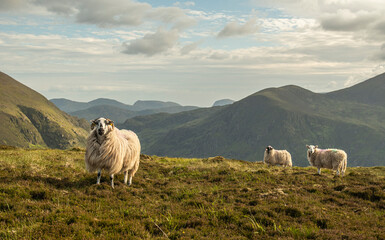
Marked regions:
[98,129,104,135]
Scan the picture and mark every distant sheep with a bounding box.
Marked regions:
[263,146,292,167]
[306,145,347,176]
[85,117,141,188]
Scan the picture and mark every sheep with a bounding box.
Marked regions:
[306,145,347,176]
[263,145,293,167]
[85,117,141,188]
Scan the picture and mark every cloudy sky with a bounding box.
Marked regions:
[1,0,385,106]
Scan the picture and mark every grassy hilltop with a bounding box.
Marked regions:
[0,148,384,239]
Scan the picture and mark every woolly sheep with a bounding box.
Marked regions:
[306,145,347,176]
[85,117,141,188]
[263,145,293,167]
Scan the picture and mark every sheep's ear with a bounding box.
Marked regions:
[315,145,318,148]
[306,145,309,148]
[90,120,96,130]
[106,119,114,128]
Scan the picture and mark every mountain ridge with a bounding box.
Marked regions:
[51,98,199,123]
[119,72,385,167]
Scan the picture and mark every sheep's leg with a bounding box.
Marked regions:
[317,168,321,175]
[110,174,115,189]
[124,171,128,185]
[124,170,134,186]
[336,169,340,176]
[96,169,101,184]
[128,175,133,186]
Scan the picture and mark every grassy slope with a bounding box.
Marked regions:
[0,148,384,239]
[0,72,88,148]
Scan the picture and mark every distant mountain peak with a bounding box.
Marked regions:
[133,100,180,111]
[213,99,235,107]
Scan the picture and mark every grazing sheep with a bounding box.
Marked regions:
[306,145,347,176]
[85,117,141,188]
[263,146,292,167]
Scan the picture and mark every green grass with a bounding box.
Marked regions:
[0,149,384,239]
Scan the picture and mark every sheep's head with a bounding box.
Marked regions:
[90,117,114,136]
[265,145,273,154]
[306,145,318,155]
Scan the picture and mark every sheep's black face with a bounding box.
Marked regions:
[266,146,273,154]
[91,117,114,136]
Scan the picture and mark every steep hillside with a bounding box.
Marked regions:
[120,75,385,167]
[0,72,88,148]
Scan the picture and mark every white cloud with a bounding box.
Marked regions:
[217,18,259,38]
[122,28,179,56]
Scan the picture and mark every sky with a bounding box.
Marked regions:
[1,0,385,107]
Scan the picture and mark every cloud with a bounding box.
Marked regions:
[0,0,27,11]
[174,1,195,7]
[147,7,196,30]
[180,41,202,55]
[372,43,385,60]
[33,0,77,15]
[320,9,377,31]
[122,28,179,56]
[7,0,196,29]
[208,51,230,60]
[74,0,151,27]
[217,18,259,38]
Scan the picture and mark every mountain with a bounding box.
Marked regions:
[132,100,180,111]
[51,98,188,113]
[0,72,88,149]
[119,73,385,167]
[69,105,141,123]
[326,72,385,106]
[50,98,131,112]
[89,98,131,110]
[51,98,199,123]
[213,99,235,106]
